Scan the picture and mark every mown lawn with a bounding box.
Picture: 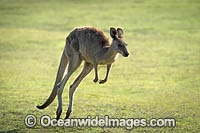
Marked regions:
[0,0,200,132]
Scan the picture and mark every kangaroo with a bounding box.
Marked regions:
[36,27,129,120]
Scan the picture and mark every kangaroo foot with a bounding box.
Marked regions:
[65,109,72,119]
[56,108,62,120]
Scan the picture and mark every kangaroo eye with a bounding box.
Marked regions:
[118,44,123,48]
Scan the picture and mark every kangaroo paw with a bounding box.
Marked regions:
[93,78,98,83]
[99,79,107,84]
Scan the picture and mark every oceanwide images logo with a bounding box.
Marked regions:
[24,114,176,130]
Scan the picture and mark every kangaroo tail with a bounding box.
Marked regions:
[36,47,68,109]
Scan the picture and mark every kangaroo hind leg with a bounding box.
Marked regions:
[65,62,93,119]
[56,53,82,120]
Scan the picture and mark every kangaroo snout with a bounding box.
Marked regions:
[123,52,129,57]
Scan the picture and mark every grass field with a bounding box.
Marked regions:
[0,0,200,132]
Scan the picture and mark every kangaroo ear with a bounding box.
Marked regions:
[117,28,124,38]
[110,27,117,39]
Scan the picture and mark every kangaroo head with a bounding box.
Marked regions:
[110,27,129,57]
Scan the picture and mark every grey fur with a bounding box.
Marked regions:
[37,26,129,119]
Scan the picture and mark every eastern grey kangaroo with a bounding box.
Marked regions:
[37,27,129,120]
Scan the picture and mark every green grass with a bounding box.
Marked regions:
[0,0,200,132]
